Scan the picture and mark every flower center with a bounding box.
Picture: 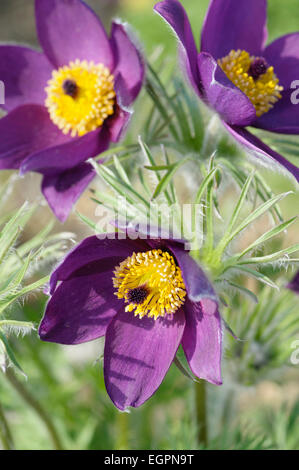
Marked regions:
[45,59,116,137]
[218,49,283,117]
[113,249,186,319]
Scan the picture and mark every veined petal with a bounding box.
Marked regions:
[0,45,52,112]
[20,126,110,176]
[223,122,299,183]
[41,162,95,222]
[182,298,222,385]
[154,0,202,95]
[198,52,256,127]
[201,0,267,59]
[35,0,114,69]
[110,22,144,105]
[0,104,68,170]
[166,241,217,303]
[49,236,151,295]
[107,103,132,143]
[39,271,119,344]
[104,308,185,410]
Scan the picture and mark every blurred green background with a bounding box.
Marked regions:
[0,0,298,450]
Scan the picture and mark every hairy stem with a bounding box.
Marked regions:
[115,411,129,450]
[195,380,208,447]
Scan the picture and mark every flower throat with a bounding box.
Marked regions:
[218,49,283,117]
[45,59,115,137]
[113,249,186,320]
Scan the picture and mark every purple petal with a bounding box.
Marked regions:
[110,22,144,105]
[114,73,134,110]
[49,235,151,295]
[182,298,222,385]
[254,33,299,134]
[39,271,120,344]
[198,52,256,126]
[35,0,114,69]
[107,101,132,143]
[41,162,95,222]
[166,241,217,303]
[20,126,110,176]
[104,308,185,410]
[287,271,299,295]
[114,219,189,246]
[201,0,267,59]
[0,45,53,112]
[0,104,68,170]
[154,0,202,95]
[223,122,299,183]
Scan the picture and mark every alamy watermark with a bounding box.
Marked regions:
[93,196,203,250]
[290,80,299,104]
[290,340,299,365]
[0,81,4,105]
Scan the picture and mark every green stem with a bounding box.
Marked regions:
[194,380,208,447]
[0,401,14,450]
[115,412,129,450]
[3,368,64,450]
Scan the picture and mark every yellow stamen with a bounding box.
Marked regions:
[45,59,115,137]
[113,249,186,320]
[218,49,283,117]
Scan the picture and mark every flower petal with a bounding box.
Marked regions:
[0,104,68,170]
[41,162,95,222]
[0,45,53,112]
[154,0,202,95]
[20,126,110,176]
[35,0,113,69]
[182,298,222,385]
[39,271,120,344]
[110,21,144,105]
[201,0,267,59]
[255,33,299,134]
[198,52,256,127]
[166,241,217,303]
[49,235,151,295]
[104,308,185,410]
[223,122,299,183]
[107,96,132,143]
[287,271,299,295]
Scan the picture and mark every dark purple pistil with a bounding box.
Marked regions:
[127,286,149,305]
[62,79,78,98]
[248,58,268,80]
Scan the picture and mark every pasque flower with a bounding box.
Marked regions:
[154,0,299,182]
[39,227,222,410]
[0,0,144,221]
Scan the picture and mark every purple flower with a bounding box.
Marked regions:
[154,0,299,182]
[287,271,299,295]
[39,229,222,410]
[0,0,144,222]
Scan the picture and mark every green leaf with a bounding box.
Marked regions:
[237,243,299,266]
[75,212,98,231]
[226,171,255,235]
[226,266,279,290]
[152,156,191,200]
[0,275,49,315]
[222,279,259,303]
[237,216,297,259]
[218,191,292,255]
[0,331,26,376]
[0,320,36,336]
